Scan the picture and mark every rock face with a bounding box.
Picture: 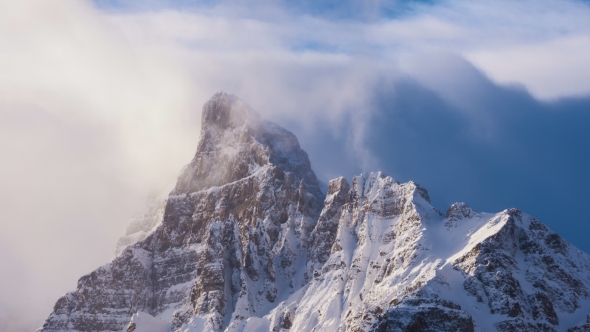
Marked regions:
[39,93,590,332]
[115,196,166,256]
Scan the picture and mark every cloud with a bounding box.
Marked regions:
[2,0,590,330]
[467,35,590,99]
[0,0,201,329]
[363,65,590,258]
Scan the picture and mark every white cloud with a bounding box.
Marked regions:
[401,0,590,99]
[467,36,590,100]
[2,0,590,329]
[0,1,201,329]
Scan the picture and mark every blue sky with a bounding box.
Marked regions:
[113,0,590,252]
[2,0,590,330]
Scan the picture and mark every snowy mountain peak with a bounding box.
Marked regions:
[174,93,322,200]
[446,202,475,220]
[200,91,260,136]
[326,176,349,196]
[39,93,590,332]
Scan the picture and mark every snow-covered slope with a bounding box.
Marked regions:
[284,174,590,332]
[39,93,590,332]
[126,312,170,332]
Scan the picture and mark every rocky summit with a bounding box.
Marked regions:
[39,93,590,332]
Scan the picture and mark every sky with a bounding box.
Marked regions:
[1,0,590,330]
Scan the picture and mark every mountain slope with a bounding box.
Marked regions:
[39,93,590,332]
[39,92,323,332]
[115,196,166,256]
[288,174,590,332]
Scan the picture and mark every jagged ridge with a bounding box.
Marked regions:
[39,93,590,332]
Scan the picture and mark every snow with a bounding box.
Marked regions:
[130,248,152,269]
[286,173,590,331]
[124,312,171,332]
[241,317,271,332]
[41,91,590,332]
[177,317,206,332]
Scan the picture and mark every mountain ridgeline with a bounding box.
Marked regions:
[39,93,590,332]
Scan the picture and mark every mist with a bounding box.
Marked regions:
[2,0,590,330]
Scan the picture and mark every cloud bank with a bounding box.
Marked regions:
[1,0,590,330]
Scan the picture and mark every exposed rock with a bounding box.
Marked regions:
[494,318,556,332]
[568,315,590,332]
[446,202,475,220]
[374,299,475,332]
[39,93,590,332]
[115,195,166,256]
[305,176,350,283]
[39,92,323,332]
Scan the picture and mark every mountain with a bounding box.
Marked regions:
[115,195,166,257]
[39,92,590,332]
